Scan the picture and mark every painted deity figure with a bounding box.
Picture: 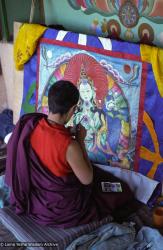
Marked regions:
[62,53,130,166]
[73,65,113,163]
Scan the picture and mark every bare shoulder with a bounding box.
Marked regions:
[66,139,85,164]
[66,139,93,185]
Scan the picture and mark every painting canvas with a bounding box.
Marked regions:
[21,28,163,183]
[36,37,146,170]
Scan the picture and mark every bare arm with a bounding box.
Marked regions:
[66,125,93,185]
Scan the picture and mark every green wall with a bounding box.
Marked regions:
[0,0,41,40]
[1,0,163,48]
[0,0,106,40]
[44,0,103,35]
[44,0,163,48]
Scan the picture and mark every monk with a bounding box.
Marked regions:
[5,80,138,228]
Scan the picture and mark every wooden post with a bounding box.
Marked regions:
[29,0,45,24]
[29,0,37,23]
[39,0,45,24]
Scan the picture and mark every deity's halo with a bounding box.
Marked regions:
[63,53,108,107]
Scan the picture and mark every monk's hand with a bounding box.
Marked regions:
[67,126,76,139]
[67,126,77,136]
[76,124,86,144]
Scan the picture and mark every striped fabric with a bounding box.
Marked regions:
[43,28,140,55]
[0,221,22,249]
[43,29,112,51]
[0,207,113,250]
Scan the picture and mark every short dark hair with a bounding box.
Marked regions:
[48,80,79,114]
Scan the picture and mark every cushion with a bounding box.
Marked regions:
[0,207,112,250]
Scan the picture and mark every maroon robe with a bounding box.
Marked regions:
[5,113,136,228]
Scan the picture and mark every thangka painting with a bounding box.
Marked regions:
[37,35,146,171]
[68,0,163,48]
[21,28,163,183]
